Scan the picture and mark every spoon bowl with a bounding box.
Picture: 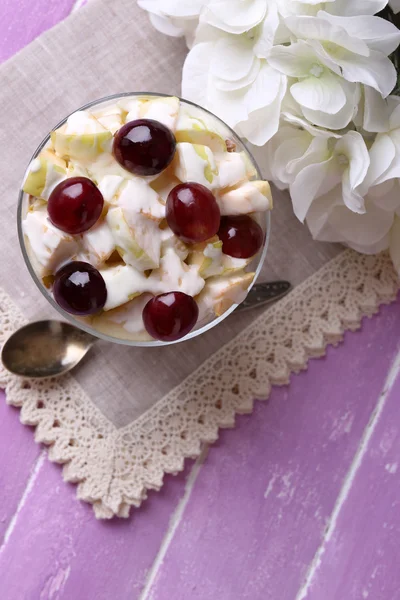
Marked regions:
[1,320,96,378]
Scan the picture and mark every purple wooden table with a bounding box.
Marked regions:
[1,4,400,599]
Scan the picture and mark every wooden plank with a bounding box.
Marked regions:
[301,360,400,600]
[142,301,400,600]
[0,390,42,544]
[0,455,192,599]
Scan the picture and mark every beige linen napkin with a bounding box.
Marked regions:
[0,0,398,517]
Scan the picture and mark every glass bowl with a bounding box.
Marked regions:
[18,92,271,347]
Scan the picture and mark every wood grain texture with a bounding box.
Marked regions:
[304,369,400,600]
[0,455,191,600]
[0,390,42,544]
[143,302,400,600]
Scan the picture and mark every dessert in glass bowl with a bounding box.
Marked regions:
[18,93,271,346]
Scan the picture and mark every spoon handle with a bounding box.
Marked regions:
[237,280,292,313]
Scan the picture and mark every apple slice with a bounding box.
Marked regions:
[187,236,224,279]
[149,247,205,297]
[51,111,112,161]
[117,179,165,221]
[159,224,189,260]
[67,158,90,179]
[175,113,227,153]
[94,105,124,134]
[104,293,153,334]
[22,210,78,277]
[107,207,161,271]
[196,271,255,321]
[22,150,66,199]
[81,219,115,268]
[99,264,148,311]
[217,180,272,215]
[139,96,180,131]
[87,153,135,184]
[117,97,146,123]
[150,169,181,202]
[217,151,257,189]
[174,142,219,190]
[97,174,126,204]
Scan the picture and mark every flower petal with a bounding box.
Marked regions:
[370,180,400,212]
[211,35,256,82]
[326,0,388,17]
[282,111,341,138]
[329,201,393,244]
[301,80,360,129]
[202,0,266,34]
[285,15,370,57]
[290,157,341,222]
[268,41,317,78]
[362,134,396,190]
[362,86,390,133]
[253,4,280,58]
[182,42,213,106]
[374,130,400,184]
[328,49,397,98]
[214,59,260,91]
[147,12,185,37]
[237,76,287,145]
[335,131,370,191]
[290,71,346,113]
[318,12,400,57]
[160,0,205,18]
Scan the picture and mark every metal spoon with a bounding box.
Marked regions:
[1,281,291,378]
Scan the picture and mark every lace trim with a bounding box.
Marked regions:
[0,249,398,518]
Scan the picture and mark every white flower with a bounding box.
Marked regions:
[182,11,286,145]
[140,0,400,274]
[268,40,361,130]
[137,0,205,45]
[201,0,267,34]
[278,13,399,98]
[306,181,399,254]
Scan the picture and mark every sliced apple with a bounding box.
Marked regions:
[94,105,124,134]
[99,264,148,311]
[160,225,189,261]
[139,96,180,131]
[148,247,205,297]
[117,179,165,221]
[117,97,146,123]
[87,154,135,184]
[217,180,272,215]
[174,142,219,190]
[106,207,161,271]
[187,236,224,279]
[22,150,66,199]
[81,219,115,268]
[97,174,126,204]
[67,158,90,179]
[150,169,181,202]
[51,111,112,161]
[217,151,257,189]
[105,293,153,334]
[175,113,227,153]
[222,254,252,274]
[196,271,255,320]
[22,210,78,277]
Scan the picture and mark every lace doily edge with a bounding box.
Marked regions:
[1,250,399,519]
